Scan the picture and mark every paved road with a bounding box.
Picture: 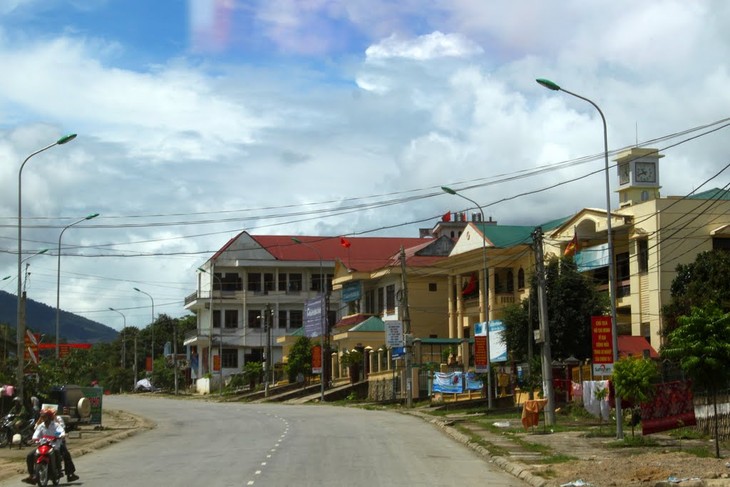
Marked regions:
[0,395,528,486]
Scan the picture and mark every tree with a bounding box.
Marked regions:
[663,250,730,336]
[662,305,730,458]
[612,356,659,437]
[502,256,607,362]
[285,336,312,383]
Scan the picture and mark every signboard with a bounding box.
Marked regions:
[342,281,362,303]
[591,316,614,375]
[304,295,326,338]
[385,320,404,348]
[474,322,489,373]
[312,344,322,374]
[24,332,40,363]
[488,320,508,362]
[391,347,405,359]
[80,386,104,425]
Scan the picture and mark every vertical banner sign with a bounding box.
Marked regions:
[213,355,220,372]
[488,320,508,362]
[591,316,614,375]
[312,344,322,374]
[304,295,325,338]
[474,322,488,373]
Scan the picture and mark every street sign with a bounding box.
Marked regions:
[385,320,404,348]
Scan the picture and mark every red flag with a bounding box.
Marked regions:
[564,234,578,257]
[340,236,351,248]
[442,211,451,222]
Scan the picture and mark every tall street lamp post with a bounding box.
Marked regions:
[536,78,623,439]
[56,213,99,359]
[133,287,155,375]
[108,307,126,368]
[441,186,493,410]
[292,237,326,402]
[16,133,77,397]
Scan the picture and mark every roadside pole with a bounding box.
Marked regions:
[532,227,555,426]
[399,246,412,408]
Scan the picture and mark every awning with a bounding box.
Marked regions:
[618,335,658,359]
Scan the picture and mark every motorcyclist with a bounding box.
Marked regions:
[22,409,64,485]
[8,397,28,434]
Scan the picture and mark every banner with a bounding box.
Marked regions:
[385,320,404,348]
[474,322,488,373]
[641,381,696,435]
[80,386,103,426]
[488,320,508,362]
[591,316,614,375]
[312,344,322,374]
[304,295,326,338]
[433,372,463,394]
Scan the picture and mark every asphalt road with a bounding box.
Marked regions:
[0,395,528,486]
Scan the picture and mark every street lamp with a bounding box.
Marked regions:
[198,267,223,395]
[108,307,126,368]
[536,77,623,438]
[16,133,76,398]
[441,186,493,410]
[56,213,99,359]
[133,287,155,375]
[292,237,327,402]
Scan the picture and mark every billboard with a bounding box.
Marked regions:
[488,320,508,362]
[591,316,614,375]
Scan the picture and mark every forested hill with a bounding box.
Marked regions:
[0,290,118,343]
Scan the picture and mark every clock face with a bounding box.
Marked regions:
[619,163,630,185]
[635,162,656,183]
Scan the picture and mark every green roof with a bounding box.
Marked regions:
[688,188,730,200]
[350,316,385,332]
[476,215,571,248]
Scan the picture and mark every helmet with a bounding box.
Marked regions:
[12,397,21,404]
[40,408,55,418]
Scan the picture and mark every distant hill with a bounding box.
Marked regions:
[0,290,118,343]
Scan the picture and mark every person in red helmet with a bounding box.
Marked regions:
[22,409,66,485]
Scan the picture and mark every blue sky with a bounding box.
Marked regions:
[1,0,729,331]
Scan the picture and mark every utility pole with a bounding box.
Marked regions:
[399,246,412,408]
[173,323,178,395]
[264,304,271,397]
[532,227,555,426]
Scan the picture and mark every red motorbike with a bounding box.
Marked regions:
[33,435,63,486]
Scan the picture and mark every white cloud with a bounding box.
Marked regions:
[365,31,483,61]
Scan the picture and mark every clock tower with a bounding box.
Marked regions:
[616,147,663,207]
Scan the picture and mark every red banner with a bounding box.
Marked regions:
[591,316,613,364]
[312,345,322,374]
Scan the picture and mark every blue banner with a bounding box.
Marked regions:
[342,281,362,303]
[304,295,325,338]
[433,372,463,394]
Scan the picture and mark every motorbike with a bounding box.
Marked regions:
[33,435,63,486]
[0,414,34,448]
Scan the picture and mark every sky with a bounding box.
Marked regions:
[0,0,729,333]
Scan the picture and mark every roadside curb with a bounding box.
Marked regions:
[404,410,550,487]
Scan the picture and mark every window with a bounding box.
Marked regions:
[637,239,649,273]
[289,273,302,292]
[247,272,261,292]
[219,272,242,291]
[290,310,303,328]
[713,238,730,251]
[506,270,514,292]
[224,310,238,329]
[364,289,375,314]
[248,309,262,328]
[518,268,525,289]
[385,284,396,312]
[616,252,630,281]
[311,272,333,293]
[278,310,287,328]
[212,310,221,328]
[428,283,437,292]
[221,348,238,368]
[264,273,275,292]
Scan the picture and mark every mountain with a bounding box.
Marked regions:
[0,290,118,343]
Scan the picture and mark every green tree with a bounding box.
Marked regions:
[285,336,312,383]
[503,256,607,362]
[662,305,730,458]
[612,356,659,437]
[663,250,730,336]
[243,361,263,390]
